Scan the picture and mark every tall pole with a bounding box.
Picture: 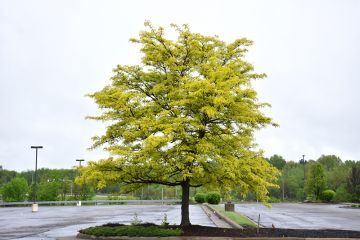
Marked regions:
[75,159,85,205]
[76,159,84,167]
[302,154,306,180]
[31,146,43,212]
[300,154,307,201]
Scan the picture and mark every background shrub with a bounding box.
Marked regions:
[268,196,281,203]
[0,177,28,202]
[333,186,351,202]
[194,193,206,203]
[206,192,221,204]
[319,189,336,202]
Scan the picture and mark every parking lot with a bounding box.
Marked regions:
[1,203,359,239]
[235,203,360,230]
[0,204,214,240]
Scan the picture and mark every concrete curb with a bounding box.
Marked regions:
[76,233,186,239]
[58,235,360,240]
[200,204,232,228]
[203,204,243,229]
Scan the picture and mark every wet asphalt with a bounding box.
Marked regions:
[235,203,360,231]
[1,203,359,239]
[0,204,214,240]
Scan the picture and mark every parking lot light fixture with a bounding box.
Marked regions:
[31,146,43,212]
[76,159,85,167]
[299,155,307,200]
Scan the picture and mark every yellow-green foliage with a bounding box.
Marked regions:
[78,22,279,203]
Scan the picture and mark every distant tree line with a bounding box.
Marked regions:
[263,154,360,203]
[0,168,183,202]
[0,168,95,202]
[1,155,359,203]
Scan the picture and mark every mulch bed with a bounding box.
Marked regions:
[101,223,360,238]
[179,225,360,238]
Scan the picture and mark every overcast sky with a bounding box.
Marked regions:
[1,0,359,171]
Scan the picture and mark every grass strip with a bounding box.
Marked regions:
[212,205,257,228]
[80,225,183,237]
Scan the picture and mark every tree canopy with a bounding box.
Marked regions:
[268,154,286,170]
[317,155,342,171]
[305,163,326,200]
[347,161,360,201]
[78,22,279,225]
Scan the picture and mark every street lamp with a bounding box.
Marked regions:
[75,159,85,206]
[76,159,85,167]
[299,154,307,201]
[31,146,43,212]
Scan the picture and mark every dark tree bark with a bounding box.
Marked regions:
[180,178,191,226]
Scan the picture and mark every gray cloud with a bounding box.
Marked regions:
[1,0,359,171]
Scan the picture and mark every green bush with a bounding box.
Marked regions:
[38,181,61,201]
[188,197,195,204]
[0,177,29,202]
[320,189,336,202]
[305,194,315,202]
[194,193,206,203]
[206,192,221,204]
[80,225,183,237]
[333,186,351,202]
[268,196,281,203]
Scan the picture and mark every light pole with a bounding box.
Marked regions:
[299,154,307,201]
[31,146,43,212]
[76,159,85,167]
[75,159,85,206]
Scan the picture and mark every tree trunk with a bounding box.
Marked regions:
[180,179,191,226]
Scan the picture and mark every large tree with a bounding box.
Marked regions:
[78,22,279,225]
[305,163,326,200]
[0,169,17,186]
[347,161,360,201]
[268,154,286,170]
[317,155,342,171]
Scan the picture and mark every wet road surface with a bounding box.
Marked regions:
[0,204,214,240]
[235,203,360,230]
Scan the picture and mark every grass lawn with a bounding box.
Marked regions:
[92,195,108,200]
[212,205,257,228]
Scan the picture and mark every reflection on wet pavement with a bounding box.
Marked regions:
[0,204,214,240]
[235,203,360,230]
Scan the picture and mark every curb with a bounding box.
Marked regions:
[76,233,185,239]
[59,235,360,240]
[200,204,232,228]
[203,204,243,229]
